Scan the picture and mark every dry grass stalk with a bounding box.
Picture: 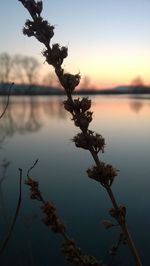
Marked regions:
[0,168,22,254]
[26,159,105,266]
[0,83,13,119]
[18,1,142,265]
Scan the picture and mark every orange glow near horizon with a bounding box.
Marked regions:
[39,49,150,89]
[1,0,150,90]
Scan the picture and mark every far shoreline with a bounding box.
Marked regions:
[0,83,150,96]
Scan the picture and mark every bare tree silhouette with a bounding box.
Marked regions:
[0,53,13,84]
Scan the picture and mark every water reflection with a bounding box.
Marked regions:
[0,96,67,138]
[0,95,150,139]
[129,94,150,113]
[129,100,143,113]
[0,94,150,142]
[0,159,11,239]
[0,155,37,266]
[0,95,150,265]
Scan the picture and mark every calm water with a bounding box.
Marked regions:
[0,95,150,266]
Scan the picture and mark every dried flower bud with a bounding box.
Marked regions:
[23,18,54,46]
[60,46,68,60]
[39,20,54,42]
[73,131,105,153]
[25,177,38,188]
[25,177,43,201]
[72,97,91,113]
[90,131,104,151]
[87,163,118,187]
[23,19,34,37]
[63,99,74,113]
[23,27,34,37]
[109,205,126,223]
[102,220,113,229]
[30,189,40,200]
[109,246,117,256]
[41,201,56,214]
[80,97,91,112]
[42,43,67,67]
[73,132,89,150]
[35,20,54,44]
[50,43,64,66]
[60,73,80,95]
[73,111,93,131]
[61,240,104,265]
[41,201,66,233]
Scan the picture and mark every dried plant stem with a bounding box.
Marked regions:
[67,101,142,265]
[66,94,142,265]
[68,91,142,266]
[0,82,14,119]
[0,168,22,255]
[40,196,89,265]
[18,1,143,264]
[121,223,142,266]
[69,95,142,265]
[25,160,103,265]
[61,232,89,266]
[106,187,142,266]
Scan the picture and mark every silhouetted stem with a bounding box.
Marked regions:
[122,223,142,266]
[69,94,142,266]
[106,187,142,266]
[18,1,143,263]
[88,130,142,265]
[0,168,22,255]
[106,186,119,211]
[0,83,13,119]
[26,160,93,266]
[90,148,142,266]
[61,232,88,265]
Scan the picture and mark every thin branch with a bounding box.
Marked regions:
[27,158,39,178]
[108,233,124,266]
[18,1,142,265]
[0,82,14,120]
[0,168,22,255]
[25,160,104,266]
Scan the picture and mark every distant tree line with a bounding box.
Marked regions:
[0,52,61,87]
[0,52,40,84]
[0,52,149,95]
[0,52,93,90]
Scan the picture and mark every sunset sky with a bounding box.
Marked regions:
[0,0,150,88]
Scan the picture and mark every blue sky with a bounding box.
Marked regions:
[0,0,150,88]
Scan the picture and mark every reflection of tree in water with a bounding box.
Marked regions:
[43,98,67,119]
[129,94,150,113]
[0,97,67,138]
[129,100,143,113]
[0,99,37,265]
[0,136,5,149]
[26,97,42,132]
[0,159,11,229]
[0,159,36,266]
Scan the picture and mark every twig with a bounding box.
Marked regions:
[0,82,14,119]
[25,160,104,266]
[0,168,22,255]
[27,158,39,178]
[18,1,142,265]
[0,159,11,186]
[108,233,125,266]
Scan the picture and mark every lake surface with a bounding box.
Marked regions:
[0,95,150,266]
